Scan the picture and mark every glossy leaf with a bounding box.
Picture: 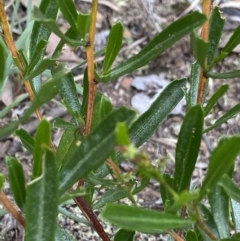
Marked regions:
[80,68,88,117]
[189,62,200,106]
[30,0,58,60]
[219,174,240,203]
[103,22,123,73]
[207,6,225,66]
[101,204,193,233]
[77,13,91,39]
[204,85,229,117]
[26,148,58,241]
[186,230,198,241]
[203,104,240,133]
[27,39,48,72]
[191,32,209,68]
[59,107,136,195]
[33,119,51,179]
[0,70,64,139]
[57,0,78,32]
[33,7,86,47]
[0,174,4,191]
[0,39,6,87]
[208,184,230,238]
[114,229,135,241]
[5,157,26,212]
[207,69,240,79]
[15,128,35,154]
[200,136,240,199]
[96,11,206,82]
[174,105,203,193]
[130,78,186,147]
[231,199,240,232]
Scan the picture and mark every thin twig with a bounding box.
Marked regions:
[0,192,25,227]
[197,0,211,103]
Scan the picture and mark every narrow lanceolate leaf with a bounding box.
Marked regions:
[96,11,206,82]
[191,32,209,68]
[208,184,230,239]
[30,0,58,60]
[199,136,240,200]
[130,78,186,147]
[0,70,64,139]
[5,157,26,212]
[55,225,76,241]
[114,229,135,241]
[219,174,240,203]
[207,69,240,79]
[189,62,200,106]
[59,107,136,195]
[15,128,35,154]
[231,199,240,232]
[103,22,123,73]
[204,85,229,117]
[57,0,78,32]
[173,105,203,194]
[77,13,91,39]
[0,39,6,87]
[33,119,51,179]
[160,174,174,210]
[101,204,193,233]
[26,148,58,241]
[0,174,4,191]
[186,230,198,241]
[207,6,225,66]
[203,104,240,133]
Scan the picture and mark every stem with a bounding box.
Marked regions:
[197,0,211,103]
[84,0,98,136]
[0,192,25,227]
[194,205,217,240]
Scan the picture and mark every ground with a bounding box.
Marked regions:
[1,0,240,240]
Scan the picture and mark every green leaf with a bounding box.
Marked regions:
[80,68,88,117]
[27,39,48,72]
[30,0,58,60]
[203,104,240,133]
[26,148,58,241]
[15,128,35,154]
[53,118,77,129]
[59,188,87,204]
[0,38,6,87]
[114,229,135,241]
[33,119,51,179]
[57,0,78,32]
[55,225,76,241]
[199,136,240,199]
[96,11,206,82]
[116,122,131,146]
[186,230,198,241]
[0,174,5,191]
[189,62,200,106]
[101,204,193,233]
[0,93,28,119]
[59,107,136,195]
[103,21,123,73]
[174,105,203,194]
[24,58,56,81]
[231,199,240,232]
[91,92,113,130]
[219,174,240,203]
[204,85,229,117]
[160,173,174,210]
[207,69,240,79]
[208,184,230,238]
[207,6,225,66]
[0,70,64,139]
[33,7,86,47]
[5,157,26,212]
[130,78,186,147]
[191,31,209,68]
[77,13,91,39]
